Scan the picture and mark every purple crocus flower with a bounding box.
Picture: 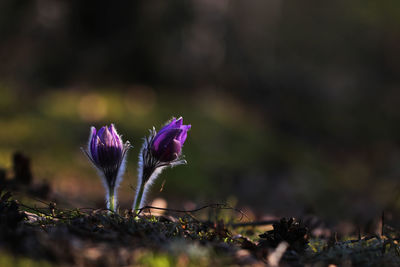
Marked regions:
[133,117,191,213]
[89,125,123,178]
[83,124,131,212]
[151,117,191,162]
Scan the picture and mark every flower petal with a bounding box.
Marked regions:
[177,125,191,144]
[158,139,182,162]
[175,117,183,127]
[159,118,176,133]
[152,128,182,152]
[110,124,122,149]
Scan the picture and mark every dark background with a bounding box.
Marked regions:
[1,0,400,224]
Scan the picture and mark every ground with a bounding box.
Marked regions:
[1,191,400,267]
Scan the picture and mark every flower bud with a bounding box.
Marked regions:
[133,117,191,213]
[151,117,191,162]
[89,124,124,183]
[84,124,131,212]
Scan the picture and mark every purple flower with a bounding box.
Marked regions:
[84,124,131,212]
[88,124,123,181]
[151,117,191,162]
[133,117,190,213]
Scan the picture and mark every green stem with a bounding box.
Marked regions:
[134,181,146,215]
[108,188,116,212]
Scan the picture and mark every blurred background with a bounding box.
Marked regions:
[0,0,400,225]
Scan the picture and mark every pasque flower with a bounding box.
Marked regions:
[83,124,131,212]
[133,117,191,213]
[151,118,191,162]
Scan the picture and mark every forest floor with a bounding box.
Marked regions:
[1,190,400,267]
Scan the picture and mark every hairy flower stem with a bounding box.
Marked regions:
[133,167,153,215]
[133,181,145,214]
[108,186,116,213]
